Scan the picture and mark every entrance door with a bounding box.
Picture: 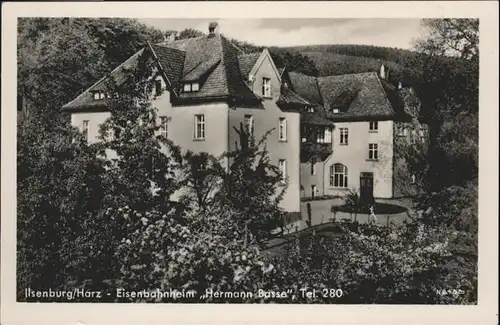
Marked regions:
[311,185,317,199]
[359,172,374,205]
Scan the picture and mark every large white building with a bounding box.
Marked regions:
[62,22,426,213]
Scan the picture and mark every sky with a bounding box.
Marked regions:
[137,18,427,50]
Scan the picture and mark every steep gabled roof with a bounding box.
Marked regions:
[288,71,322,105]
[237,52,261,78]
[220,36,258,100]
[318,72,396,120]
[379,78,410,119]
[62,34,260,110]
[277,85,312,107]
[150,44,185,89]
[62,48,145,110]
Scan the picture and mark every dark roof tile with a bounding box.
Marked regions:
[288,72,322,105]
[62,48,145,110]
[277,86,312,106]
[318,72,395,119]
[237,52,260,78]
[150,44,185,88]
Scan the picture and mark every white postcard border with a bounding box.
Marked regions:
[2,2,498,325]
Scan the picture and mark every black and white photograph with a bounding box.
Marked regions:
[1,1,498,324]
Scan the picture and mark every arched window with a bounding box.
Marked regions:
[330,163,348,188]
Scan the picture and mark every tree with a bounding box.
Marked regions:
[408,19,478,191]
[17,115,110,298]
[177,151,224,212]
[269,48,319,76]
[415,19,479,60]
[406,18,479,304]
[17,18,164,125]
[96,56,182,215]
[215,125,286,247]
[229,37,264,53]
[176,28,205,40]
[344,190,362,222]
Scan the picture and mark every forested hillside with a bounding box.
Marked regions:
[297,51,405,81]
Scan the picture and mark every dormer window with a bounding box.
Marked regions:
[183,83,200,93]
[92,91,106,100]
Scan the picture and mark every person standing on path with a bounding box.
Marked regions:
[368,205,378,224]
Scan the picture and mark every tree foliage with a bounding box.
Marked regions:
[17,18,164,124]
[407,18,479,303]
[415,19,479,60]
[407,19,478,191]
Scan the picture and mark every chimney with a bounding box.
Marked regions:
[208,22,219,36]
[379,63,386,80]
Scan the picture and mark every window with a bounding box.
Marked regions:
[159,116,168,138]
[244,115,254,135]
[411,174,416,184]
[325,127,332,143]
[278,159,287,183]
[194,114,205,140]
[93,91,105,100]
[339,128,348,145]
[317,127,332,143]
[311,185,317,198]
[397,124,407,136]
[155,79,163,96]
[82,120,90,142]
[368,143,378,160]
[311,157,316,175]
[332,108,340,114]
[317,128,325,143]
[278,117,287,141]
[369,121,378,131]
[262,77,271,97]
[183,83,199,93]
[307,107,315,113]
[330,163,348,188]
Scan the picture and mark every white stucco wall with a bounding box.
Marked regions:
[153,90,229,159]
[229,102,301,213]
[71,111,111,144]
[323,120,394,198]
